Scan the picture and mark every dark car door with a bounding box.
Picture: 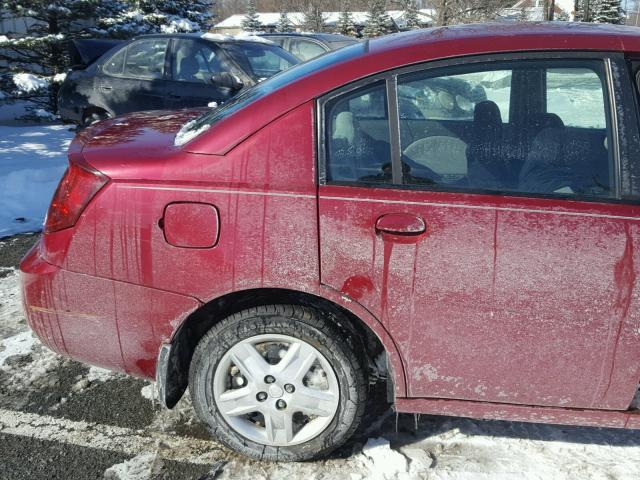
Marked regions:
[165,39,246,109]
[97,38,171,115]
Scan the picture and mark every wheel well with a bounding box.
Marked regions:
[81,106,109,123]
[160,288,388,408]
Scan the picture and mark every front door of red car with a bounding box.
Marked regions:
[318,54,640,410]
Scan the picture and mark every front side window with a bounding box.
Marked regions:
[324,58,614,200]
[172,40,232,83]
[325,81,391,183]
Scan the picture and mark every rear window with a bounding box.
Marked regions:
[175,41,365,146]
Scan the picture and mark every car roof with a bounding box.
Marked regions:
[133,32,273,45]
[259,32,358,43]
[187,22,640,155]
[368,21,637,54]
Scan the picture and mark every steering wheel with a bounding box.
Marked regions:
[360,160,442,185]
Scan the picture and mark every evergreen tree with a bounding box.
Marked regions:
[304,3,326,33]
[363,0,392,37]
[593,0,624,23]
[95,0,215,38]
[401,0,421,30]
[276,9,294,33]
[241,0,262,32]
[574,0,598,21]
[336,2,358,36]
[0,0,99,117]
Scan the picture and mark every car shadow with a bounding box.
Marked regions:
[330,382,640,460]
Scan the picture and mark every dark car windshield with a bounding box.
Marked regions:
[221,42,299,80]
[175,41,366,146]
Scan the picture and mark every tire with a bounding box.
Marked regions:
[81,109,109,128]
[189,305,368,461]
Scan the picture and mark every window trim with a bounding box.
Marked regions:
[317,51,627,205]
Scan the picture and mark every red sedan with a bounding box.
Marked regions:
[20,22,640,461]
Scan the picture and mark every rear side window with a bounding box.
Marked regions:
[123,39,169,79]
[104,39,169,79]
[103,47,126,75]
[325,81,391,182]
[289,39,327,61]
[324,58,615,200]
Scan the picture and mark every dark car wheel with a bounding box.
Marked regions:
[81,109,110,128]
[189,305,368,461]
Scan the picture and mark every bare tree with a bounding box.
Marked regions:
[544,0,556,20]
[432,0,513,26]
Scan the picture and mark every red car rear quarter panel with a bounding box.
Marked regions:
[21,245,201,377]
[50,103,328,379]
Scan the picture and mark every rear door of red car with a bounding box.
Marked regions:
[317,52,640,410]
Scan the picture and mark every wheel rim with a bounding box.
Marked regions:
[212,333,340,447]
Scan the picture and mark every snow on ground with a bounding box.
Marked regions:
[141,383,155,401]
[0,331,35,367]
[0,268,25,337]
[0,124,73,237]
[104,452,164,480]
[1,271,640,479]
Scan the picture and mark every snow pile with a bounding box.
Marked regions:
[12,73,48,93]
[0,269,26,337]
[0,331,36,367]
[200,32,274,44]
[174,119,210,147]
[359,438,409,480]
[52,73,67,83]
[0,332,65,389]
[87,366,121,383]
[0,33,64,46]
[161,17,199,33]
[72,365,125,393]
[32,109,57,121]
[104,452,163,480]
[0,124,72,236]
[201,32,232,41]
[234,32,274,44]
[141,383,155,401]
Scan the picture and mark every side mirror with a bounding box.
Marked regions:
[211,72,243,92]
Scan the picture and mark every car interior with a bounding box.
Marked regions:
[327,60,612,200]
[172,41,227,83]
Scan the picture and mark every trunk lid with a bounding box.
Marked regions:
[71,109,207,176]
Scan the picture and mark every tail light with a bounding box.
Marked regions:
[44,163,109,233]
